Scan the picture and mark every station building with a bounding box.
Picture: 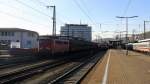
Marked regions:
[0,28,39,49]
[60,24,92,41]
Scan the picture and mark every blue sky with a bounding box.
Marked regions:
[0,0,150,39]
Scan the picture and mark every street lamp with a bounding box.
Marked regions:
[116,16,138,55]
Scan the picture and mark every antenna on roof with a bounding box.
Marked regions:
[80,20,82,24]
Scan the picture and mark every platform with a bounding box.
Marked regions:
[81,49,150,84]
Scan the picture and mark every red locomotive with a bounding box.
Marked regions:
[39,36,69,56]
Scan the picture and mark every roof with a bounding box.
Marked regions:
[109,40,122,42]
[0,28,39,35]
[39,35,86,41]
[65,24,89,26]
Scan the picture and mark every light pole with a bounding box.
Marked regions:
[47,5,56,56]
[116,16,138,55]
[144,21,150,39]
[47,5,56,36]
[67,24,69,39]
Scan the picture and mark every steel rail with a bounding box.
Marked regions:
[0,60,65,84]
[49,52,105,84]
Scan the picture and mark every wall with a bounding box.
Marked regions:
[0,31,38,49]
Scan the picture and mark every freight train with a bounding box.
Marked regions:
[38,36,100,56]
[126,39,150,53]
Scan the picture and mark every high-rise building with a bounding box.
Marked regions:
[60,24,92,41]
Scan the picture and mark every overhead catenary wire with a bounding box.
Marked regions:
[31,0,96,25]
[15,0,50,17]
[116,0,133,35]
[16,0,65,25]
[79,0,89,13]
[31,0,65,24]
[35,0,48,7]
[123,0,132,16]
[79,0,96,22]
[79,0,98,28]
[36,0,71,24]
[0,10,49,28]
[73,0,96,25]
[0,2,51,22]
[117,0,133,26]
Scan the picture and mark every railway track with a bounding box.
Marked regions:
[49,51,105,84]
[20,61,80,84]
[0,59,65,84]
[0,54,88,84]
[0,51,103,84]
[0,59,45,69]
[17,52,97,84]
[0,56,41,69]
[0,63,18,69]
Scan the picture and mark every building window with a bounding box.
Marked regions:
[1,32,4,36]
[28,32,34,37]
[27,40,32,48]
[8,40,11,43]
[7,32,10,36]
[27,40,31,44]
[10,32,14,36]
[0,40,10,45]
[16,40,19,42]
[0,32,14,36]
[4,32,7,36]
